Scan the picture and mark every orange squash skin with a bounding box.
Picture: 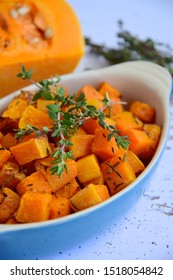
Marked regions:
[0,0,85,97]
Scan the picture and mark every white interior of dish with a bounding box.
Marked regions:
[0,61,172,233]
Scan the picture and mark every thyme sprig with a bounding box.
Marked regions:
[86,20,173,76]
[15,65,130,177]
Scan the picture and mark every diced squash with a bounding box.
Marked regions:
[77,85,104,110]
[0,132,18,149]
[16,171,52,196]
[16,191,52,223]
[55,178,80,199]
[10,135,51,165]
[0,161,25,190]
[83,174,104,187]
[78,84,103,101]
[70,183,110,212]
[37,99,55,114]
[69,134,94,159]
[126,129,152,157]
[2,98,28,119]
[74,127,87,135]
[98,81,121,98]
[0,146,11,169]
[82,118,101,135]
[19,105,52,129]
[49,195,71,219]
[100,156,136,195]
[77,154,102,183]
[91,128,126,161]
[129,101,156,123]
[115,111,143,133]
[140,124,161,163]
[126,150,145,175]
[104,96,123,119]
[0,187,20,223]
[36,158,77,192]
[83,117,116,135]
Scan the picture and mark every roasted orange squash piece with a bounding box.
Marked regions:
[2,98,28,119]
[19,105,52,129]
[49,195,71,219]
[0,0,84,97]
[16,170,52,196]
[140,124,161,163]
[98,82,121,98]
[126,129,152,157]
[16,190,52,223]
[69,134,94,159]
[91,128,126,161]
[0,145,11,169]
[82,117,116,135]
[100,156,136,195]
[36,158,78,192]
[70,183,110,212]
[0,161,25,190]
[55,178,80,199]
[0,132,18,149]
[0,187,20,223]
[76,154,102,183]
[10,135,51,165]
[115,111,143,133]
[129,101,156,123]
[126,150,145,175]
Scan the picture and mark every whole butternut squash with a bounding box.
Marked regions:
[0,0,84,97]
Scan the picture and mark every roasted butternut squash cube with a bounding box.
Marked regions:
[126,150,145,175]
[19,105,52,129]
[2,98,28,119]
[77,154,102,183]
[0,145,11,169]
[83,174,104,187]
[0,132,18,149]
[16,171,52,196]
[70,183,110,212]
[129,101,156,123]
[82,117,116,135]
[91,128,126,161]
[0,187,20,223]
[98,81,121,98]
[36,158,77,192]
[55,178,80,199]
[140,124,161,163]
[16,191,52,223]
[37,99,55,114]
[126,129,152,157]
[115,111,143,133]
[101,156,136,195]
[69,134,94,159]
[0,161,25,190]
[49,195,71,219]
[10,135,51,165]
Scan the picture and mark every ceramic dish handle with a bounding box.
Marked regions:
[105,61,173,101]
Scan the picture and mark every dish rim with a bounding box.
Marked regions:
[0,60,172,234]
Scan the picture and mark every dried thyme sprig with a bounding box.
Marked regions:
[85,20,173,76]
[16,65,130,177]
